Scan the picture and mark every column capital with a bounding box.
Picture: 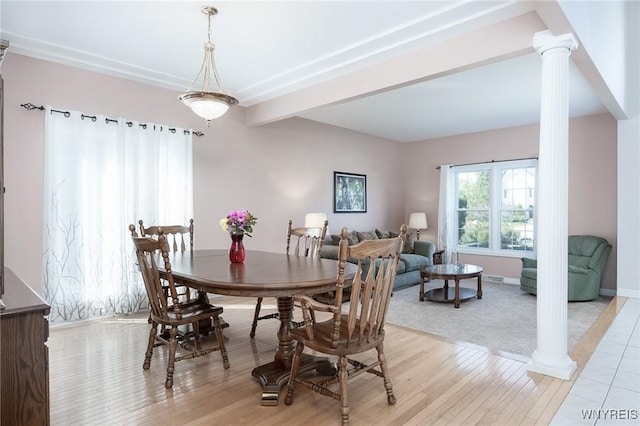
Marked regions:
[533,30,578,55]
[0,39,9,69]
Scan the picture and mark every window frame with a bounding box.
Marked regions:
[454,159,537,258]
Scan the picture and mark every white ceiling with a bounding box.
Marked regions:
[1,0,608,142]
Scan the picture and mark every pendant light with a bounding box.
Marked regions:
[179,6,238,126]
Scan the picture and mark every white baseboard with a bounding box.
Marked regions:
[484,275,519,285]
[616,288,640,298]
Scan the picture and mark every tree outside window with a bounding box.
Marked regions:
[500,167,535,251]
[457,170,490,248]
[454,160,536,254]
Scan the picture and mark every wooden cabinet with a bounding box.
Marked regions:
[1,39,7,305]
[0,267,50,425]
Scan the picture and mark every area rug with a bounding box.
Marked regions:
[385,280,611,357]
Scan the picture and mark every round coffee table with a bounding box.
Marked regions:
[419,263,483,308]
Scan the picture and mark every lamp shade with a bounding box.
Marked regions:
[304,213,328,234]
[408,212,428,230]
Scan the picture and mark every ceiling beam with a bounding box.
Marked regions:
[246,11,547,127]
[535,1,627,120]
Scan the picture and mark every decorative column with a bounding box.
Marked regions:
[528,30,578,380]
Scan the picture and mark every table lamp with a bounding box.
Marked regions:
[408,212,428,240]
[304,213,328,234]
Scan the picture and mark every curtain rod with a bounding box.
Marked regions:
[20,103,204,137]
[435,156,538,169]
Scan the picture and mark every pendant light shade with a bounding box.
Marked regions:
[180,92,235,120]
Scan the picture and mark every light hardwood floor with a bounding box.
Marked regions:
[48,295,628,425]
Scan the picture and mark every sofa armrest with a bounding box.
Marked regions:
[568,264,590,275]
[413,240,436,260]
[322,236,337,247]
[521,257,537,268]
[320,245,339,260]
[587,242,612,271]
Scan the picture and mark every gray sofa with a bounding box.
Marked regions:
[319,228,436,291]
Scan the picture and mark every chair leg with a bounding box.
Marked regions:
[159,285,171,337]
[143,322,157,370]
[213,315,230,369]
[165,326,178,389]
[284,341,304,405]
[338,355,349,425]
[376,343,396,405]
[250,297,263,339]
[292,302,316,329]
[192,317,203,351]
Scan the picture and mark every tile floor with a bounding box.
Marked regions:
[551,297,640,425]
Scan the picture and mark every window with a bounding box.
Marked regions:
[455,159,536,255]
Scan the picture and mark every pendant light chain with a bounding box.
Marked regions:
[206,9,226,93]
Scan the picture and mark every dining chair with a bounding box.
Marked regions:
[138,219,194,251]
[249,219,328,339]
[135,219,226,341]
[284,225,407,425]
[129,225,230,389]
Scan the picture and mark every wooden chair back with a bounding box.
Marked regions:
[330,225,406,348]
[285,219,328,258]
[138,219,194,253]
[128,226,178,322]
[250,218,328,338]
[135,219,197,303]
[285,225,407,423]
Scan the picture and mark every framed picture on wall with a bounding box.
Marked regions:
[334,171,367,213]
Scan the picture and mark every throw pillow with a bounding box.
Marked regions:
[347,230,359,245]
[375,229,391,239]
[357,230,379,242]
[331,232,359,246]
[402,232,415,254]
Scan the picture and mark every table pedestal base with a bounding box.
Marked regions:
[252,354,332,406]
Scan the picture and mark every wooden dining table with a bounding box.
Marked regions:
[159,249,356,405]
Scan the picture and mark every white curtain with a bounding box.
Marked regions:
[43,107,193,322]
[437,165,455,264]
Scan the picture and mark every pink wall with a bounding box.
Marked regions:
[403,114,617,291]
[2,52,618,295]
[2,53,405,293]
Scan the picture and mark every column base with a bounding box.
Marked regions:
[527,350,577,380]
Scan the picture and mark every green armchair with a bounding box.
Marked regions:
[520,235,612,301]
